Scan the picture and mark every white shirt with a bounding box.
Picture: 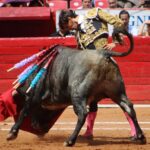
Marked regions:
[128,25,138,36]
[78,15,86,32]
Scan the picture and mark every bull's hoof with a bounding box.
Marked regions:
[63,140,74,147]
[37,133,46,138]
[6,131,18,141]
[130,135,147,145]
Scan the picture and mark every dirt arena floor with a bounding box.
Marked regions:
[0,106,150,150]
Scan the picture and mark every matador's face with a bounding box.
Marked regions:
[120,14,129,27]
[67,17,78,30]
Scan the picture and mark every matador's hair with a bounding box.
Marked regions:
[119,10,130,19]
[59,9,77,30]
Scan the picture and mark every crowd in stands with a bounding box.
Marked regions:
[0,0,47,7]
[138,20,150,36]
[0,0,150,37]
[107,0,150,8]
[48,0,149,37]
[0,0,150,8]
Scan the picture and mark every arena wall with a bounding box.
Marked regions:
[0,7,55,37]
[0,36,149,104]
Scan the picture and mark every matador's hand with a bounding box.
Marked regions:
[103,43,116,50]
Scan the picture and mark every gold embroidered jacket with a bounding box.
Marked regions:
[77,8,124,50]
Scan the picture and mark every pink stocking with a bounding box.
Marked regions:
[83,111,97,137]
[125,112,136,136]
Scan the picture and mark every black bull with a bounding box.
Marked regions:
[7,30,146,146]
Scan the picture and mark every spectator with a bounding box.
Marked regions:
[77,0,93,9]
[1,0,31,7]
[29,0,46,6]
[0,0,46,7]
[107,0,123,8]
[138,20,150,36]
[118,0,137,8]
[119,10,138,35]
[137,0,145,8]
[137,0,150,8]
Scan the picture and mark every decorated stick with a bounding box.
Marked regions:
[13,49,55,89]
[7,45,58,72]
[12,64,34,85]
[12,46,55,85]
[12,79,19,85]
[13,65,39,89]
[26,49,58,93]
[7,54,37,72]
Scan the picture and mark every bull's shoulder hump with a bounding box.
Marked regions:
[58,46,78,52]
[81,50,102,61]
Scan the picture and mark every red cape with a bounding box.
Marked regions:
[0,89,64,135]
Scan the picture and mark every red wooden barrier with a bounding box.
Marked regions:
[0,7,54,37]
[0,37,150,104]
[0,7,51,20]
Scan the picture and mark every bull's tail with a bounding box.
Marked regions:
[103,28,134,57]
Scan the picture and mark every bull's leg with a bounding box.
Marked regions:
[114,95,146,144]
[64,97,88,146]
[7,97,30,141]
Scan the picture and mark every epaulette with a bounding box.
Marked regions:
[86,8,99,19]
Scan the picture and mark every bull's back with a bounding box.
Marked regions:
[49,46,121,102]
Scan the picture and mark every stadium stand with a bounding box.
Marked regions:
[48,0,68,11]
[0,7,55,37]
[70,0,82,9]
[95,0,108,8]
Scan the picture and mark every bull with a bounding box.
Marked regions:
[6,29,146,146]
